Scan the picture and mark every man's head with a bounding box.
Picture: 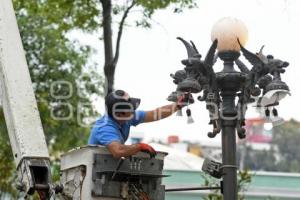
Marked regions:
[105,90,141,123]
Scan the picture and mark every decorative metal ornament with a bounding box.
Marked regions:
[167,37,290,140]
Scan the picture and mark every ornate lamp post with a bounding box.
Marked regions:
[168,17,290,200]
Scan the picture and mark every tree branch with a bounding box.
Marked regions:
[100,0,113,64]
[100,0,114,94]
[113,0,136,66]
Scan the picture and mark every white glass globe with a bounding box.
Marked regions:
[211,17,248,52]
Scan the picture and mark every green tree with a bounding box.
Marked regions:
[237,119,300,172]
[14,0,104,159]
[272,119,300,172]
[14,0,198,94]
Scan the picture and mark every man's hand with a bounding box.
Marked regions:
[176,93,194,109]
[137,143,157,158]
[107,142,157,158]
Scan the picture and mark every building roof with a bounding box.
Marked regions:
[150,143,204,171]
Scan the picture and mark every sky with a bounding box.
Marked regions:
[78,0,300,145]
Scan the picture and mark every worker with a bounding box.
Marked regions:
[88,89,190,158]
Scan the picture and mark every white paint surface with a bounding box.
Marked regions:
[0,0,49,166]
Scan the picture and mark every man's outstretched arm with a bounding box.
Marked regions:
[144,93,194,123]
[144,102,180,123]
[107,141,156,158]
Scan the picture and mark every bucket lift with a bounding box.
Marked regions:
[59,146,167,200]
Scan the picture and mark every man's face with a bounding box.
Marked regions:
[110,90,138,123]
[115,111,134,123]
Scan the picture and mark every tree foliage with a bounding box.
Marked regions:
[201,170,252,200]
[272,119,300,172]
[237,119,300,172]
[0,110,17,197]
[13,0,104,153]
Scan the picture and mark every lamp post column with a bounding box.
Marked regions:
[217,51,243,200]
[221,94,237,200]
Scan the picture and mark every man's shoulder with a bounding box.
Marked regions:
[94,115,108,123]
[129,110,146,126]
[93,115,119,131]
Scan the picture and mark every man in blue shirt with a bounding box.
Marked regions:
[88,89,188,158]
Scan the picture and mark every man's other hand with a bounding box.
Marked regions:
[137,143,157,158]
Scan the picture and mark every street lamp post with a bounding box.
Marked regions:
[168,17,290,200]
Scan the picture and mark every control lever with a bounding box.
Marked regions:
[111,157,126,180]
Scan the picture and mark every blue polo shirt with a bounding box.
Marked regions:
[88,110,146,145]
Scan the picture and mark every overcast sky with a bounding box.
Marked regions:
[78,0,300,144]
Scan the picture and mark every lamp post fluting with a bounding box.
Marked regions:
[168,17,290,200]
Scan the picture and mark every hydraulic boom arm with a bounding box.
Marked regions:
[0,0,52,198]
